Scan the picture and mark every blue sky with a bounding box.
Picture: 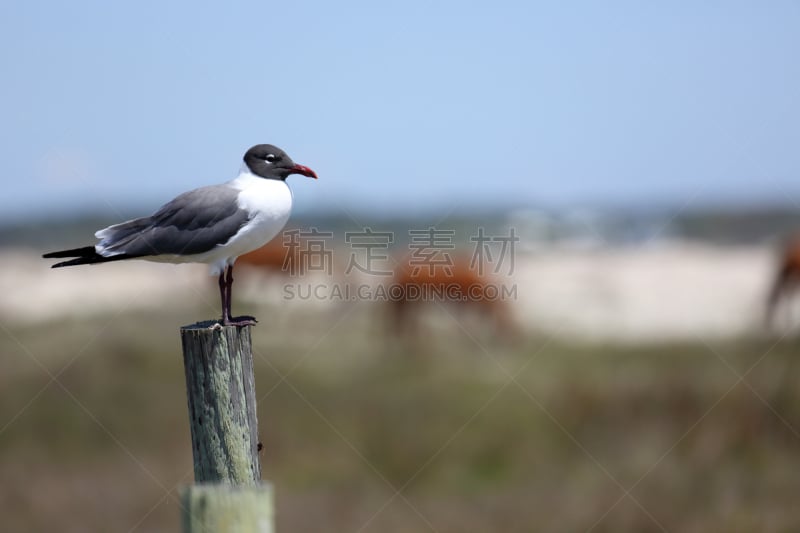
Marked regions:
[1,1,798,222]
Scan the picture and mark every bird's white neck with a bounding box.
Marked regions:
[230,165,279,190]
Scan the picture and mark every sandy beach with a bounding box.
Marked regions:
[3,242,784,342]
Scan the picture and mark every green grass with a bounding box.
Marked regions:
[2,309,800,532]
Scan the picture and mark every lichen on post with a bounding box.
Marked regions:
[179,321,261,485]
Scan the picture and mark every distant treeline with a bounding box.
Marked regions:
[2,206,800,249]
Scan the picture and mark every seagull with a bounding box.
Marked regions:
[43,144,317,326]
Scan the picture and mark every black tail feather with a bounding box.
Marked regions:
[42,246,141,268]
[42,246,97,259]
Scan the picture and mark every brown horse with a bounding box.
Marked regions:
[387,255,517,340]
[765,236,800,328]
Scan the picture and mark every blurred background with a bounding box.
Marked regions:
[2,1,800,531]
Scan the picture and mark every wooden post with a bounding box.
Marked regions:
[180,321,272,532]
[181,484,273,533]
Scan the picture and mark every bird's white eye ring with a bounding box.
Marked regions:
[265,154,277,163]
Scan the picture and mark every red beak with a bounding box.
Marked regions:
[290,164,318,179]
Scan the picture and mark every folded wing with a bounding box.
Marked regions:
[96,185,250,257]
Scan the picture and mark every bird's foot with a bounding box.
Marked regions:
[220,315,258,327]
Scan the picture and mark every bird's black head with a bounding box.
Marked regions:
[243,144,318,181]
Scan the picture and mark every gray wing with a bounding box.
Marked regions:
[96,185,250,257]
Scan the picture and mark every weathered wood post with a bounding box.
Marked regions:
[179,321,273,533]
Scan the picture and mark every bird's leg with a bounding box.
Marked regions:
[224,264,257,326]
[224,266,233,321]
[218,270,231,325]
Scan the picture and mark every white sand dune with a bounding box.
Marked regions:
[1,242,788,342]
[511,241,779,342]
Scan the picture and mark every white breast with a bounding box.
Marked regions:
[187,169,293,275]
[231,168,293,223]
[228,168,293,249]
